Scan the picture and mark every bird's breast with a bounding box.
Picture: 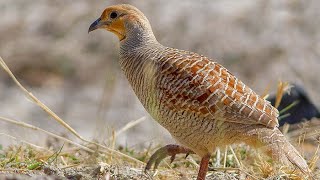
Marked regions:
[119,51,161,117]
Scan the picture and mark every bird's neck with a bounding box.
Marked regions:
[118,23,165,95]
[118,34,164,110]
[120,22,159,50]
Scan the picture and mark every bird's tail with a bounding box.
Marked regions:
[248,128,311,177]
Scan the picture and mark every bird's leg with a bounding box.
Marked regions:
[145,144,194,171]
[197,154,211,180]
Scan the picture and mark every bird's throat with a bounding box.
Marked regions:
[110,29,126,41]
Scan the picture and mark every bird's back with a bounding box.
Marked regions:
[120,45,279,130]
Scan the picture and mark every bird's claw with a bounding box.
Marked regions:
[145,144,194,172]
[185,152,191,159]
[170,154,176,164]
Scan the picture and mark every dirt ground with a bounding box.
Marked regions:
[0,165,243,180]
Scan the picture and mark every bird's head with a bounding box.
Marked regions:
[88,4,153,42]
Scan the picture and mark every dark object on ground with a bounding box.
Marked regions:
[267,84,320,126]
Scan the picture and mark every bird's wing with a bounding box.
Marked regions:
[158,48,279,128]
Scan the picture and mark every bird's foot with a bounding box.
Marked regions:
[145,144,194,171]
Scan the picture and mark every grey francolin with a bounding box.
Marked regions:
[89,4,311,180]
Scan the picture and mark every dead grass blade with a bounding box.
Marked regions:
[309,143,320,172]
[0,57,82,140]
[0,116,93,153]
[261,82,271,100]
[239,168,260,180]
[0,57,87,141]
[223,146,227,168]
[288,122,320,140]
[0,56,144,165]
[0,133,51,152]
[229,146,241,168]
[109,116,147,142]
[186,156,199,168]
[275,81,291,109]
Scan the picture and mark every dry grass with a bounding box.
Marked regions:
[0,55,319,179]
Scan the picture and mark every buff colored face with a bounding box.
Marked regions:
[88,7,127,40]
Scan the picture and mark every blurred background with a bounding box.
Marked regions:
[0,0,319,150]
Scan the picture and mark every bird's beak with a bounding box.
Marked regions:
[88,17,102,33]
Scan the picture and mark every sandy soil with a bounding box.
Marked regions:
[0,165,243,180]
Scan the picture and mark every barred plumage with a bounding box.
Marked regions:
[156,48,279,128]
[89,4,311,179]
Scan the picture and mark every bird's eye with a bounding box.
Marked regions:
[110,12,118,19]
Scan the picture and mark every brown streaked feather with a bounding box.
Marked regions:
[158,48,279,128]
